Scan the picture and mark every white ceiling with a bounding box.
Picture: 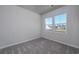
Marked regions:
[18,5,64,15]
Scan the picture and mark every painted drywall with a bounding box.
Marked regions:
[41,6,79,48]
[0,6,41,49]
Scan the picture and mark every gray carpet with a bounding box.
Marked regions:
[0,38,79,54]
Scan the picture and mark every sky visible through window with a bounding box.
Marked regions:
[45,13,67,25]
[45,17,53,25]
[55,13,67,24]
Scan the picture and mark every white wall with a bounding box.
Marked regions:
[41,6,79,48]
[0,6,41,49]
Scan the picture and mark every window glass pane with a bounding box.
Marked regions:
[45,17,53,30]
[55,13,67,32]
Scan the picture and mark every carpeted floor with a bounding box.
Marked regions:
[0,38,79,54]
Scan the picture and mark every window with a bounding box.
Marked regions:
[54,13,67,32]
[44,13,67,32]
[45,17,53,30]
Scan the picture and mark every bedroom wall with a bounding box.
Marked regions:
[0,6,41,49]
[41,6,79,48]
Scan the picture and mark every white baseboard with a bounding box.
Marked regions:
[0,35,40,49]
[43,36,79,49]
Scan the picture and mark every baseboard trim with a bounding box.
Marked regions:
[0,36,40,49]
[43,37,79,49]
